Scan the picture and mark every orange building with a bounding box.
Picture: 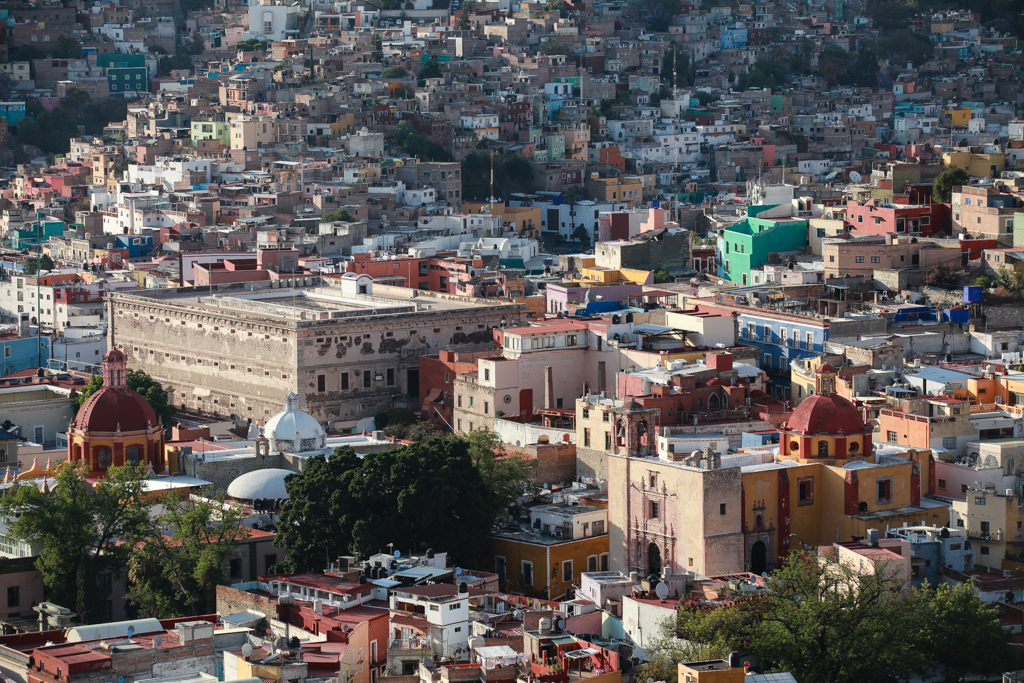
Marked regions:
[66,348,165,474]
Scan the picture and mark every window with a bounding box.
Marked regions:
[818,440,829,457]
[494,555,507,585]
[877,477,893,505]
[975,496,987,506]
[649,501,659,519]
[938,479,946,489]
[600,553,609,571]
[798,476,814,505]
[229,558,243,579]
[871,256,880,263]
[386,369,394,386]
[855,256,865,263]
[720,503,727,515]
[363,370,371,388]
[317,374,326,392]
[126,445,141,466]
[484,368,490,381]
[341,372,349,390]
[562,560,573,582]
[592,520,605,535]
[96,447,111,470]
[521,561,533,587]
[584,428,591,447]
[7,586,18,608]
[981,546,990,555]
[448,602,461,611]
[484,402,489,415]
[887,431,898,444]
[942,436,957,450]
[588,555,598,572]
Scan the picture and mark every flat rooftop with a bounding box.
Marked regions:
[111,279,517,324]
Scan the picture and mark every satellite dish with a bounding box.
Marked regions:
[512,610,523,620]
[555,617,566,630]
[242,643,253,657]
[153,635,162,647]
[849,171,863,183]
[126,626,135,638]
[655,582,670,599]
[762,572,769,578]
[456,567,463,576]
[394,550,401,558]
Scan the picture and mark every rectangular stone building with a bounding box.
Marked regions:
[108,276,523,425]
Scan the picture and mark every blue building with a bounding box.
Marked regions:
[115,234,154,259]
[108,66,149,96]
[0,332,50,375]
[720,26,748,49]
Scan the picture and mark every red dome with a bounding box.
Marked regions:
[103,348,125,362]
[816,362,836,373]
[75,386,158,433]
[786,393,865,435]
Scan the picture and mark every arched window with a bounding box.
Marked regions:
[126,445,141,466]
[849,442,860,453]
[817,441,829,457]
[95,447,112,470]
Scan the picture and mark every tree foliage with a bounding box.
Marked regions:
[933,163,970,203]
[381,66,409,79]
[17,94,131,155]
[73,369,176,424]
[922,263,962,289]
[539,42,575,56]
[458,0,476,30]
[737,59,787,91]
[653,269,674,284]
[0,462,150,623]
[274,433,535,574]
[662,46,692,90]
[320,208,355,223]
[274,439,495,573]
[694,91,720,107]
[159,54,195,75]
[878,30,935,67]
[461,152,535,201]
[23,254,55,275]
[127,493,244,617]
[818,44,853,84]
[394,119,452,162]
[670,551,1015,682]
[236,38,270,52]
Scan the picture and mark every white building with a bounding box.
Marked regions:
[248,0,300,42]
[389,584,470,657]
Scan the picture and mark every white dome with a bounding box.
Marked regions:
[263,392,326,453]
[227,468,293,500]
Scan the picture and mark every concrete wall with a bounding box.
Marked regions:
[493,418,576,447]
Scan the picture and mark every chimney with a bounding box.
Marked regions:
[544,366,554,410]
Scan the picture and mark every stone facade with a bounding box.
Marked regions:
[109,278,524,424]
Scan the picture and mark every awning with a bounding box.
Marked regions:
[564,648,600,660]
[425,387,443,404]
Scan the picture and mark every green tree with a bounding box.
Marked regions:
[381,65,409,79]
[461,153,535,201]
[818,44,852,84]
[39,254,55,272]
[933,163,970,203]
[22,256,39,276]
[641,621,729,682]
[0,462,150,623]
[16,107,80,154]
[320,208,355,223]
[273,439,496,572]
[464,428,537,518]
[878,30,935,68]
[922,263,961,289]
[458,0,476,30]
[540,41,574,56]
[662,46,691,90]
[542,0,570,17]
[694,91,720,107]
[55,35,83,59]
[973,275,992,289]
[418,60,442,83]
[185,33,206,56]
[737,59,787,91]
[848,41,880,88]
[375,407,418,431]
[160,54,195,74]
[73,369,176,424]
[653,269,674,284]
[571,224,590,246]
[127,493,244,617]
[235,38,269,52]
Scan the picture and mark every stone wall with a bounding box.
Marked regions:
[493,418,576,447]
[186,452,289,491]
[575,447,608,480]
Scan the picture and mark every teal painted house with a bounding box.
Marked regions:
[716,210,808,285]
[100,55,149,96]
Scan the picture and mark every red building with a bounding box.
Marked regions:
[345,253,431,289]
[845,198,950,238]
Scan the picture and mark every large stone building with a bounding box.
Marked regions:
[108,275,523,425]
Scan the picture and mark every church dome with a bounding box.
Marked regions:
[263,392,326,453]
[786,393,865,435]
[74,348,158,433]
[227,468,293,501]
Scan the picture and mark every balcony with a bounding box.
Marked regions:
[389,638,431,653]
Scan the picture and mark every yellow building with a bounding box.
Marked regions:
[462,201,542,239]
[951,486,1024,570]
[946,108,972,126]
[942,149,1006,178]
[605,365,939,578]
[489,504,610,599]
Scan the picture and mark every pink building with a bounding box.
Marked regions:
[845,198,949,238]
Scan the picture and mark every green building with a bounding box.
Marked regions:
[7,216,65,250]
[716,212,808,285]
[191,120,230,147]
[1014,212,1024,248]
[107,62,149,96]
[529,129,565,162]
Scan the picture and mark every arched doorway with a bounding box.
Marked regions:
[750,541,767,575]
[648,543,662,576]
[708,393,720,411]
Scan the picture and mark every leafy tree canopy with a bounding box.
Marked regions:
[0,462,150,623]
[694,91,720,107]
[669,551,1016,681]
[878,30,935,67]
[933,163,970,203]
[321,208,355,223]
[381,65,410,79]
[236,38,270,52]
[662,46,692,90]
[461,152,535,202]
[737,59,787,91]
